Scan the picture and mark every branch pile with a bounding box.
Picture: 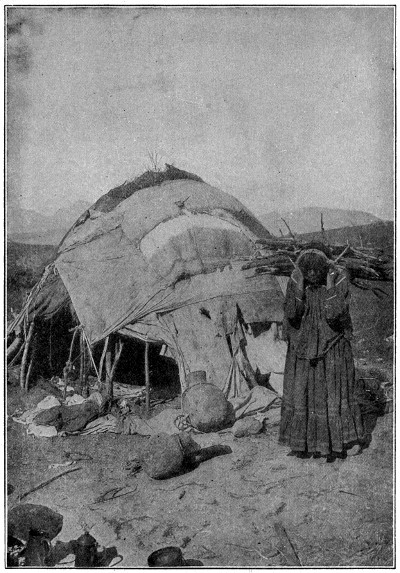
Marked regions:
[242,237,393,292]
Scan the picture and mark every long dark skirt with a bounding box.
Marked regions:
[279,338,364,455]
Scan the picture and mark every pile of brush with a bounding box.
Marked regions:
[242,237,393,291]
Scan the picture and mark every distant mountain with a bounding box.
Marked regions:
[299,220,394,252]
[260,207,382,236]
[8,200,91,245]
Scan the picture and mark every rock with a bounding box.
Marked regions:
[231,417,263,438]
[8,504,63,542]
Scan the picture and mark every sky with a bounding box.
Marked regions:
[7,6,394,220]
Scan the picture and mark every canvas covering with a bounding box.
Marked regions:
[53,179,284,344]
[17,176,286,401]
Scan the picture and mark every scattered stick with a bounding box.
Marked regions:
[226,542,276,562]
[18,467,82,501]
[281,218,296,240]
[158,481,207,492]
[264,474,304,493]
[334,244,350,264]
[273,522,302,566]
[199,545,218,559]
[227,491,259,499]
[93,485,137,504]
[338,490,363,498]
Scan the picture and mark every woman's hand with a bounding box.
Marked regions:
[326,266,337,289]
[291,265,304,292]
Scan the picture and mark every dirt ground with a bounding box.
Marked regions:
[7,363,393,569]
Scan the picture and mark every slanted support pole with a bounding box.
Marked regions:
[98,336,109,392]
[145,339,150,416]
[20,321,34,390]
[7,336,23,363]
[78,330,86,396]
[25,334,37,391]
[105,336,124,401]
[9,341,25,367]
[105,343,112,398]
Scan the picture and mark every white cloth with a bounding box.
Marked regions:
[245,323,287,376]
[12,395,61,425]
[228,386,279,419]
[123,408,183,436]
[80,414,119,434]
[269,372,284,396]
[113,383,146,399]
[27,424,58,438]
[65,394,85,406]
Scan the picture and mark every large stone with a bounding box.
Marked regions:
[8,504,63,542]
[231,416,263,438]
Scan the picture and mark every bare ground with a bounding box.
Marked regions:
[7,377,393,568]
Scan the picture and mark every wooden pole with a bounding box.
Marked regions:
[68,326,80,363]
[7,336,23,363]
[20,321,34,390]
[9,341,25,367]
[110,340,124,381]
[78,331,85,395]
[320,212,326,243]
[98,336,109,390]
[105,343,112,398]
[104,338,124,400]
[145,339,150,416]
[25,334,37,391]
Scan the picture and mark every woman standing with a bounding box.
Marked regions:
[279,245,364,461]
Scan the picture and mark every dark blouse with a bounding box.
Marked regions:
[283,268,353,360]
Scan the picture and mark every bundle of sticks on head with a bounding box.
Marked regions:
[242,237,393,288]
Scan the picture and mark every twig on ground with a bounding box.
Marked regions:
[226,542,277,562]
[18,467,82,501]
[338,490,363,498]
[227,491,259,499]
[264,474,304,493]
[158,481,208,492]
[199,545,218,559]
[93,485,138,504]
[273,522,302,566]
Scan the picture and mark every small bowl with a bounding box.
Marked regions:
[148,546,185,567]
[147,547,203,568]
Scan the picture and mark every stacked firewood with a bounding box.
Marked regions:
[241,237,393,288]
